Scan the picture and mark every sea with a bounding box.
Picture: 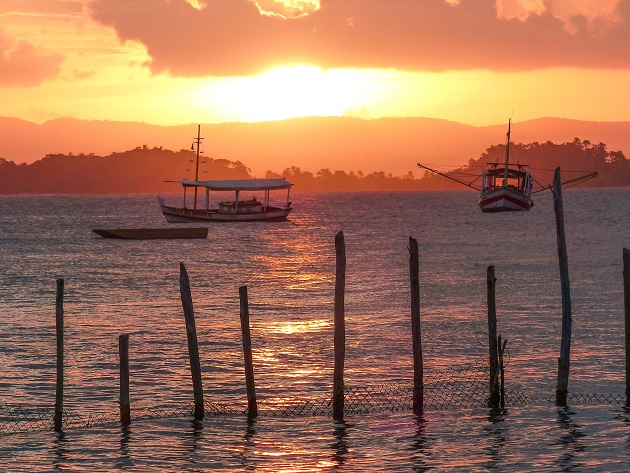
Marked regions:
[1,188,630,472]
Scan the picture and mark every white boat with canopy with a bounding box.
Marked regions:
[158,126,293,223]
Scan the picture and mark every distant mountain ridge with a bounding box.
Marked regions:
[1,116,629,177]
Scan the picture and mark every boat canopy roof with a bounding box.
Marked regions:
[166,178,292,191]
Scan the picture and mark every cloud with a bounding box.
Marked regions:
[0,28,64,86]
[89,0,630,77]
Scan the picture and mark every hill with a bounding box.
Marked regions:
[1,116,629,177]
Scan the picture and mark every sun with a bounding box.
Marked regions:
[194,66,384,122]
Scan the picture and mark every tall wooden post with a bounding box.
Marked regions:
[332,231,346,421]
[487,265,500,407]
[239,286,258,417]
[119,334,131,426]
[54,278,64,433]
[553,168,572,406]
[623,248,630,406]
[409,237,423,415]
[180,262,204,419]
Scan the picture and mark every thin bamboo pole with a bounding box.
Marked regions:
[239,286,258,417]
[119,334,131,426]
[332,231,346,421]
[180,262,204,419]
[487,265,500,408]
[623,248,630,406]
[409,237,423,415]
[499,336,507,409]
[54,279,64,433]
[553,168,572,406]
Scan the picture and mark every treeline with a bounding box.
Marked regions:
[0,139,628,194]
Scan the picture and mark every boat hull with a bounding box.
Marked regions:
[160,204,292,223]
[478,188,533,213]
[93,227,209,239]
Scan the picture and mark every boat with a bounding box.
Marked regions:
[158,126,293,223]
[93,227,209,239]
[477,119,533,213]
[417,120,597,213]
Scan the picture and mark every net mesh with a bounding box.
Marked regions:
[2,359,625,436]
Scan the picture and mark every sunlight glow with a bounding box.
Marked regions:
[195,66,386,122]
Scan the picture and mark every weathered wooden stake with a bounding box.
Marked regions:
[332,231,346,421]
[487,265,500,408]
[623,248,630,406]
[54,278,64,433]
[553,168,572,406]
[409,237,423,415]
[239,286,258,417]
[119,334,131,426]
[180,262,204,419]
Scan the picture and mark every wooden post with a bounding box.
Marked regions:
[487,265,500,407]
[553,168,572,406]
[54,279,64,433]
[409,237,423,415]
[624,248,630,406]
[180,262,204,419]
[332,231,346,421]
[239,286,258,417]
[119,334,131,426]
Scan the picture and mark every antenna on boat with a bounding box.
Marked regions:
[193,124,204,210]
[503,119,511,187]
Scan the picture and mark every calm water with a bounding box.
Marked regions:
[1,189,630,471]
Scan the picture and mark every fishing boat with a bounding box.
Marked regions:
[158,126,293,223]
[93,227,209,239]
[477,120,533,213]
[417,120,597,213]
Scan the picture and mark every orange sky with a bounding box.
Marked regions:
[0,0,629,127]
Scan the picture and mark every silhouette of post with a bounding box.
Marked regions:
[333,231,346,421]
[180,262,204,419]
[119,334,131,426]
[553,168,572,406]
[239,286,258,417]
[409,237,423,415]
[54,279,64,433]
[487,265,500,408]
[624,248,630,406]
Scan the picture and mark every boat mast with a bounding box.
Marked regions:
[503,119,511,187]
[193,124,203,210]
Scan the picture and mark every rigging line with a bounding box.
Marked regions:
[417,163,481,191]
[203,141,269,176]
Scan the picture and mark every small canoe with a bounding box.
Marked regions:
[93,227,208,240]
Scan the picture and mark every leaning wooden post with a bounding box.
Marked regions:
[180,262,204,419]
[409,237,423,415]
[332,231,346,421]
[54,278,64,433]
[239,286,258,417]
[487,265,500,408]
[623,248,630,406]
[119,334,131,426]
[553,168,572,406]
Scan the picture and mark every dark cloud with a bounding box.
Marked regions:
[0,28,64,86]
[89,0,630,77]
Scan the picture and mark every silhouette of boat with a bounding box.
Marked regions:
[93,227,208,239]
[417,120,597,212]
[158,126,293,223]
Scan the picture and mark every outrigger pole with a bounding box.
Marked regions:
[416,163,481,191]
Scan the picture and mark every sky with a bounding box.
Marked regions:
[0,0,629,127]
